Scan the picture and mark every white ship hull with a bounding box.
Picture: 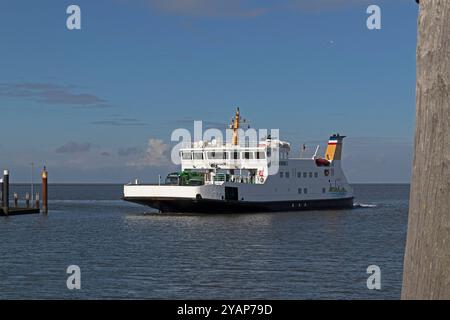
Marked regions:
[123,110,353,213]
[124,159,354,213]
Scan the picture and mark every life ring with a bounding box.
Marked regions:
[259,177,265,183]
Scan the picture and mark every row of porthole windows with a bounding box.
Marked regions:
[280,171,319,179]
[181,150,266,160]
[274,187,327,194]
[298,188,327,194]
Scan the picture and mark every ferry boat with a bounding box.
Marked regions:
[123,109,353,213]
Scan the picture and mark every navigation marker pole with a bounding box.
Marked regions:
[42,167,48,214]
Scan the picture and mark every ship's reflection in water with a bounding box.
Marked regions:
[0,184,408,299]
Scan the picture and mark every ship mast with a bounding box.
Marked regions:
[231,107,240,146]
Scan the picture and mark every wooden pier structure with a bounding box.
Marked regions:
[0,168,48,217]
[0,207,40,216]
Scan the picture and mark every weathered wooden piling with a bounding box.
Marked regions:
[35,193,40,209]
[2,170,9,215]
[14,193,18,208]
[402,0,450,299]
[42,167,48,214]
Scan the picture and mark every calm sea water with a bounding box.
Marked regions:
[0,184,409,299]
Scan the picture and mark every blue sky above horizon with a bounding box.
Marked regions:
[0,0,418,183]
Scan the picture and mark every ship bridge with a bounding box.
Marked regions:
[173,108,291,185]
[178,138,290,185]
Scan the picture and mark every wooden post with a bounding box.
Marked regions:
[14,193,18,208]
[402,0,450,299]
[42,167,48,214]
[35,193,40,209]
[2,170,9,215]
[25,193,30,208]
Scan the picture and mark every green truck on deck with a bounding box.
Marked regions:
[165,171,205,186]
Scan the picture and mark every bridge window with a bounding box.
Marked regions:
[298,188,302,194]
[181,152,192,160]
[309,172,313,178]
[297,172,301,178]
[207,151,226,160]
[256,151,266,159]
[303,172,307,178]
[286,172,290,178]
[232,151,239,160]
[304,188,308,194]
[193,152,204,160]
[280,172,284,178]
[242,151,254,160]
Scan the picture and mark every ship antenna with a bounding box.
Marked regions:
[232,107,240,146]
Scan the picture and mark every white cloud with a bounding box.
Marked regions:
[127,138,170,167]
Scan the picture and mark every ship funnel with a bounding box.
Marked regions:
[325,134,345,161]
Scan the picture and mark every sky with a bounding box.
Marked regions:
[0,0,418,183]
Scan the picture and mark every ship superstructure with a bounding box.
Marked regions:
[123,109,353,213]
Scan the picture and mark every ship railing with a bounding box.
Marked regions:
[179,141,272,149]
